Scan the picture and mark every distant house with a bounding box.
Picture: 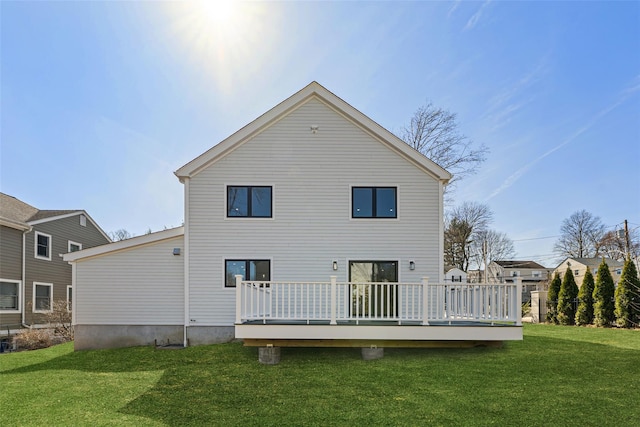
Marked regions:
[554,257,624,288]
[64,82,523,354]
[487,260,550,302]
[0,193,110,330]
[444,267,467,283]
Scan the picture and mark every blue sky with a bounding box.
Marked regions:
[2,1,639,268]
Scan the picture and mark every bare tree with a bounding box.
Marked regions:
[399,102,488,192]
[108,229,132,241]
[554,210,605,258]
[471,229,516,271]
[599,229,640,261]
[444,202,493,271]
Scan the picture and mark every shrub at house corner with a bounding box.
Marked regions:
[593,259,615,327]
[575,266,595,326]
[614,259,640,328]
[546,272,561,324]
[557,268,579,325]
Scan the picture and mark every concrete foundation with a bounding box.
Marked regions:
[74,325,184,350]
[258,346,281,364]
[361,347,384,360]
[186,326,235,346]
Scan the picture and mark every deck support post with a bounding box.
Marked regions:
[361,346,384,360]
[421,277,429,325]
[259,345,281,365]
[330,275,337,325]
[235,275,243,324]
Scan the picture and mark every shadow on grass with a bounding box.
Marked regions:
[3,334,639,426]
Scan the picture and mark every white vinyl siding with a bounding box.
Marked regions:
[74,236,184,325]
[187,98,442,325]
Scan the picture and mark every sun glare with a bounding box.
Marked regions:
[166,0,275,94]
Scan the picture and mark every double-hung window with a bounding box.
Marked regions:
[227,186,272,218]
[0,280,20,311]
[33,282,53,313]
[35,231,52,260]
[352,187,397,218]
[225,260,270,287]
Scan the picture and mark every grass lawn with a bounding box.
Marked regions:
[2,324,638,426]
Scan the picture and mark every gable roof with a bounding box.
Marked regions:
[0,192,39,229]
[556,257,624,270]
[175,81,452,182]
[0,192,111,241]
[493,260,547,269]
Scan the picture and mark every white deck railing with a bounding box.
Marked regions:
[235,276,522,326]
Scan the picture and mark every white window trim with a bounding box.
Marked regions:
[68,240,83,253]
[0,278,21,313]
[66,285,72,312]
[80,214,87,226]
[33,282,53,313]
[34,231,52,261]
[224,184,275,221]
[348,184,400,221]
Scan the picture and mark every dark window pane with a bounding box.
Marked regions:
[376,188,396,218]
[227,187,248,217]
[352,188,373,217]
[0,282,18,310]
[35,285,51,310]
[250,260,270,281]
[374,262,398,282]
[37,234,49,257]
[225,260,247,287]
[251,187,272,217]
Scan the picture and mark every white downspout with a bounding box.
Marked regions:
[183,177,190,348]
[21,227,31,327]
[438,180,445,284]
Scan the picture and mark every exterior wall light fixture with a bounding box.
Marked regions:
[332,260,338,271]
[409,260,415,270]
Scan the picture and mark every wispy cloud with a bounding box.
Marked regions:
[486,79,640,200]
[448,0,461,19]
[464,0,492,31]
[484,59,549,130]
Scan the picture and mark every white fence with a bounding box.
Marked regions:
[235,276,522,326]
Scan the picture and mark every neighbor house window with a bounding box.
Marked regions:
[225,259,270,287]
[532,271,541,278]
[352,187,397,218]
[227,186,272,218]
[574,270,580,276]
[34,231,52,260]
[0,280,20,311]
[615,268,622,275]
[33,282,53,313]
[68,241,82,252]
[511,271,520,277]
[67,286,72,312]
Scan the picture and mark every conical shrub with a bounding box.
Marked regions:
[557,268,579,325]
[615,258,640,328]
[546,272,561,324]
[593,259,615,327]
[575,266,595,326]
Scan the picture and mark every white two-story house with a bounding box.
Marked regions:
[64,82,522,352]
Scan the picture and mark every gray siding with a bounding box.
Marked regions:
[0,226,23,327]
[188,98,443,325]
[75,236,184,324]
[24,214,109,325]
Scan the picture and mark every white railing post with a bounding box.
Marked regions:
[515,277,523,326]
[421,277,429,325]
[235,275,243,324]
[330,275,337,325]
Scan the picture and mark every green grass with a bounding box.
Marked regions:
[2,324,638,426]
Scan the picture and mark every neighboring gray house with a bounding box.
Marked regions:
[0,193,110,329]
[64,82,523,353]
[554,257,624,288]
